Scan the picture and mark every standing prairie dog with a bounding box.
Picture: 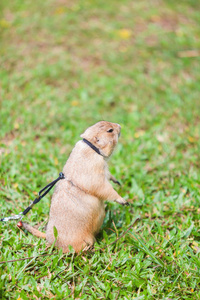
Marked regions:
[22,121,128,253]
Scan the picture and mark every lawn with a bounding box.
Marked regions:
[0,0,200,299]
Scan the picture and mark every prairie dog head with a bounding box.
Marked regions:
[80,121,121,157]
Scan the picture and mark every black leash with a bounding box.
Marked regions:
[0,172,65,222]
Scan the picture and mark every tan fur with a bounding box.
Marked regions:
[22,222,46,238]
[21,121,128,253]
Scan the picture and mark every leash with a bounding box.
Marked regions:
[0,172,65,222]
[1,139,101,223]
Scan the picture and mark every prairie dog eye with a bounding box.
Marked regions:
[107,128,113,133]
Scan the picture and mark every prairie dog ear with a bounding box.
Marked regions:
[80,128,93,140]
[80,133,84,138]
[81,131,99,145]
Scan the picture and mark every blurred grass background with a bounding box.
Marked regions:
[0,0,200,299]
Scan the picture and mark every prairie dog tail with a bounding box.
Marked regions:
[21,222,46,239]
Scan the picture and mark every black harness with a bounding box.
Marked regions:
[82,138,102,156]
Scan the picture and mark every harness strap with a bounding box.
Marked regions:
[82,138,102,156]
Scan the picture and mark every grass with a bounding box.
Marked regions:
[0,0,200,298]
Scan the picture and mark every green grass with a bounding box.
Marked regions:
[0,0,200,298]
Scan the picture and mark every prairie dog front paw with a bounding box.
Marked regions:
[115,197,129,206]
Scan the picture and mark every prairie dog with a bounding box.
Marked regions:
[22,121,128,253]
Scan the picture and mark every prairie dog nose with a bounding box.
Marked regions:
[116,124,121,136]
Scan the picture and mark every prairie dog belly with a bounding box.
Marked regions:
[46,180,105,252]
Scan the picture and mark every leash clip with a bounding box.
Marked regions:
[0,212,23,222]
